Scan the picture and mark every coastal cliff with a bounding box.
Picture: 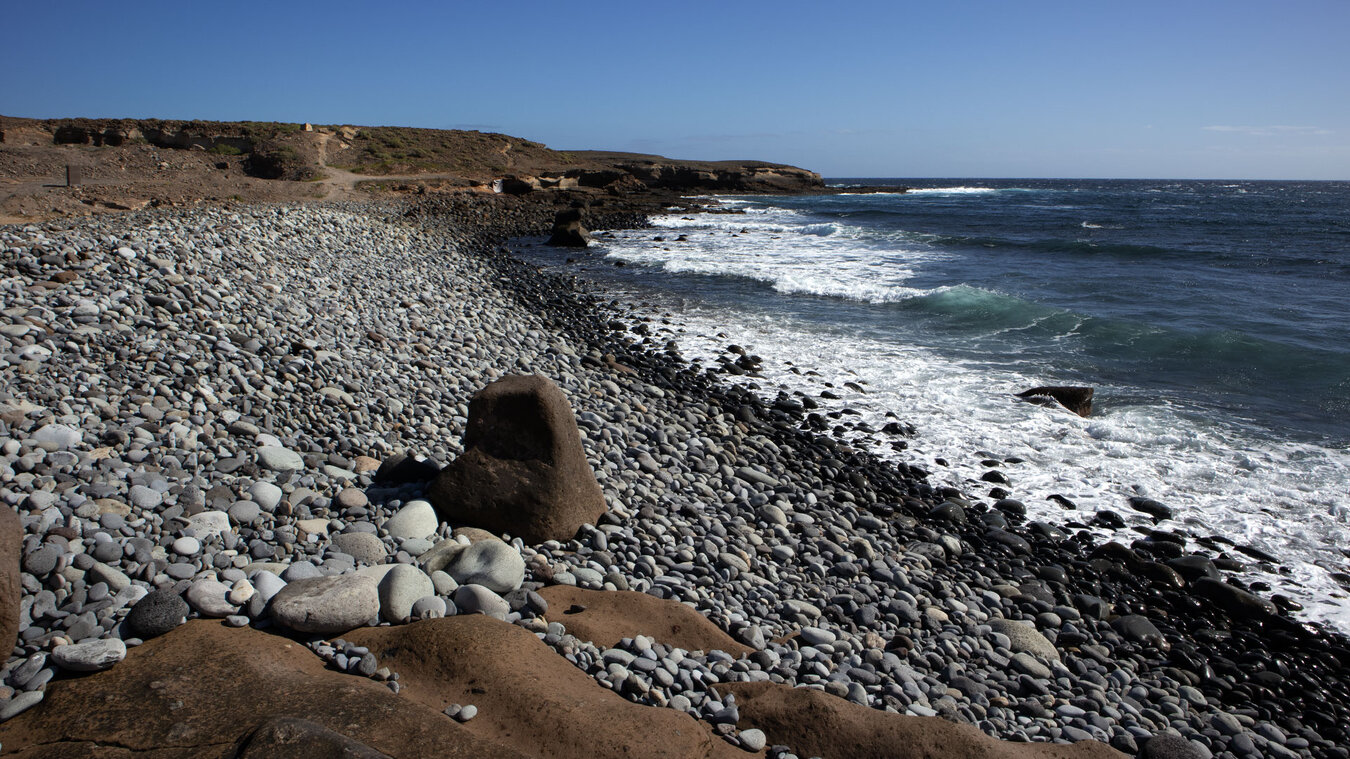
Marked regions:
[0,116,822,223]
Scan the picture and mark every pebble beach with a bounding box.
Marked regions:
[0,197,1347,758]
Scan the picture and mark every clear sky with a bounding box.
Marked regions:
[3,0,1347,179]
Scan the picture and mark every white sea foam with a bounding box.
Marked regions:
[598,205,1350,635]
[600,209,938,304]
[651,304,1350,634]
[902,186,1000,195]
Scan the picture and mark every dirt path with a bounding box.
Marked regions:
[313,133,474,200]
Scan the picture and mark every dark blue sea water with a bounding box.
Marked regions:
[520,178,1350,630]
[794,179,1350,441]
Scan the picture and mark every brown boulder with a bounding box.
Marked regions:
[428,375,605,544]
[1017,386,1094,417]
[0,621,523,758]
[721,680,1125,759]
[0,506,21,657]
[547,207,592,247]
[347,616,740,759]
[538,585,752,656]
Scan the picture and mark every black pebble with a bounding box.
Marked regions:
[126,586,190,639]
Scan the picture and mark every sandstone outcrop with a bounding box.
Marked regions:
[0,621,524,758]
[537,585,753,656]
[720,680,1126,759]
[348,616,740,759]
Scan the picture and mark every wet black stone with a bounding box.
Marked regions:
[994,498,1026,518]
[1047,494,1077,509]
[1092,510,1127,529]
[1128,496,1174,521]
[1168,555,1222,582]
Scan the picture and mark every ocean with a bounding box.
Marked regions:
[517,178,1350,633]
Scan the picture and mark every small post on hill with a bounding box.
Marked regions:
[66,164,82,187]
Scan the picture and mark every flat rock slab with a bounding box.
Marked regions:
[348,616,741,759]
[237,716,394,759]
[0,506,22,655]
[537,586,752,656]
[0,621,523,758]
[270,574,379,634]
[720,680,1126,759]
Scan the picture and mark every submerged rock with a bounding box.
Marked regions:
[1017,386,1093,417]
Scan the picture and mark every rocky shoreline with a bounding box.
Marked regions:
[0,196,1346,758]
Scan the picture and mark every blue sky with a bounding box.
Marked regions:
[3,0,1347,179]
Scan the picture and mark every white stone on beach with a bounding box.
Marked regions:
[257,446,305,471]
[383,499,439,540]
[52,638,127,672]
[270,574,380,634]
[443,539,525,593]
[377,564,435,623]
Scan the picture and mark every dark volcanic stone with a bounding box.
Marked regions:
[1110,614,1170,650]
[126,586,191,639]
[1193,577,1277,617]
[1141,732,1208,759]
[429,375,606,544]
[1091,510,1127,529]
[1168,555,1222,582]
[1128,496,1174,521]
[1016,386,1093,417]
[929,501,967,525]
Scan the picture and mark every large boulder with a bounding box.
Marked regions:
[0,506,21,656]
[1017,386,1093,417]
[428,375,605,544]
[547,207,592,247]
